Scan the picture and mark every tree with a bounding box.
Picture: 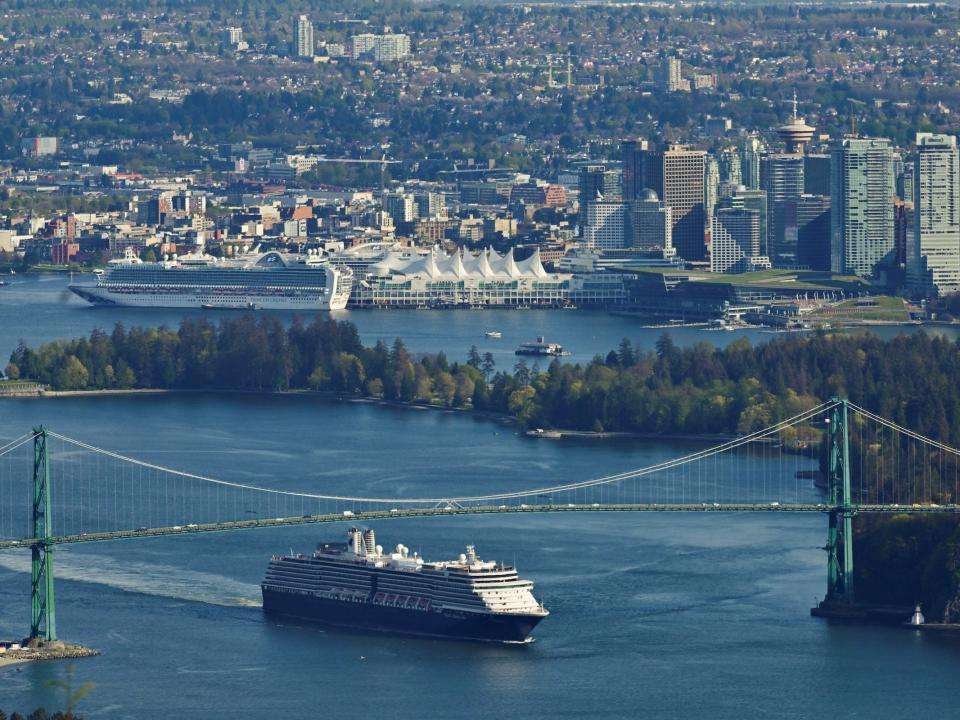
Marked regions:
[466,345,482,369]
[365,377,384,396]
[480,352,496,380]
[55,356,88,390]
[308,365,329,390]
[513,359,530,385]
[4,362,19,380]
[434,371,456,406]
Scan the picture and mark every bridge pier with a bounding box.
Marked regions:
[30,427,56,642]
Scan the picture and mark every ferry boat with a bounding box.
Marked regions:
[261,528,549,643]
[515,337,569,357]
[69,249,352,310]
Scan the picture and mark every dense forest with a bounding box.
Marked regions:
[856,514,960,622]
[10,318,960,445]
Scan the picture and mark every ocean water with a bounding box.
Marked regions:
[0,395,958,719]
[1,275,959,718]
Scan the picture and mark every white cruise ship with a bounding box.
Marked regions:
[262,528,549,642]
[70,249,353,310]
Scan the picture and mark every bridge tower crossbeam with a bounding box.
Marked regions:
[30,426,56,642]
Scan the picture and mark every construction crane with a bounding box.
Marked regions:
[311,153,399,195]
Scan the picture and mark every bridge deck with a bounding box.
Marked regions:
[2,502,958,550]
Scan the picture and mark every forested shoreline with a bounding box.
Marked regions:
[9,316,960,617]
[9,316,960,444]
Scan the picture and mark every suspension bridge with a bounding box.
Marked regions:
[2,397,960,643]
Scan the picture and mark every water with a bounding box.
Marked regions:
[3,273,955,371]
[2,276,960,717]
[0,395,959,718]
[0,272,794,367]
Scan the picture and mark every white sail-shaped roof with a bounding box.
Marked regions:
[478,249,495,278]
[518,248,549,278]
[504,249,520,278]
[367,246,566,284]
[451,250,466,277]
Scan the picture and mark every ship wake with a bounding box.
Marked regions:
[0,552,262,608]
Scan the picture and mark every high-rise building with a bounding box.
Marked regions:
[583,201,627,250]
[804,154,831,196]
[350,33,377,59]
[895,199,913,270]
[373,34,410,62]
[908,133,960,296]
[628,190,672,252]
[644,146,707,261]
[786,194,832,271]
[704,155,720,233]
[739,136,763,190]
[293,15,314,58]
[383,192,417,224]
[718,147,742,186]
[711,207,762,273]
[898,159,916,204]
[415,191,446,220]
[578,165,620,229]
[622,139,650,202]
[660,57,688,93]
[721,187,768,257]
[761,154,805,265]
[830,137,895,276]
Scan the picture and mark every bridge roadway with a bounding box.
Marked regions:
[2,502,959,550]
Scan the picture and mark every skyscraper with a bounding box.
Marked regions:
[583,201,627,250]
[908,133,960,296]
[787,194,832,271]
[293,15,314,58]
[622,139,650,202]
[721,187,768,257]
[644,145,707,261]
[711,207,762,273]
[628,190,672,252]
[830,138,895,276]
[578,165,620,229]
[718,147,742,186]
[739,136,763,190]
[804,154,831,196]
[761,154,805,265]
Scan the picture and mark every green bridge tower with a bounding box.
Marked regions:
[824,397,855,604]
[30,426,56,642]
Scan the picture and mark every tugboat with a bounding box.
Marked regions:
[515,337,569,357]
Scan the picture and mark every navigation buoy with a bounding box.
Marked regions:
[909,604,925,626]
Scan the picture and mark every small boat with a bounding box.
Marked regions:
[485,331,502,338]
[515,337,569,357]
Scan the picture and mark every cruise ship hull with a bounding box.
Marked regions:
[261,587,544,643]
[69,285,350,311]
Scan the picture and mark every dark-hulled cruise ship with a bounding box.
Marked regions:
[261,528,548,643]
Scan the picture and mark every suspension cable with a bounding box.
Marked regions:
[45,400,838,505]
